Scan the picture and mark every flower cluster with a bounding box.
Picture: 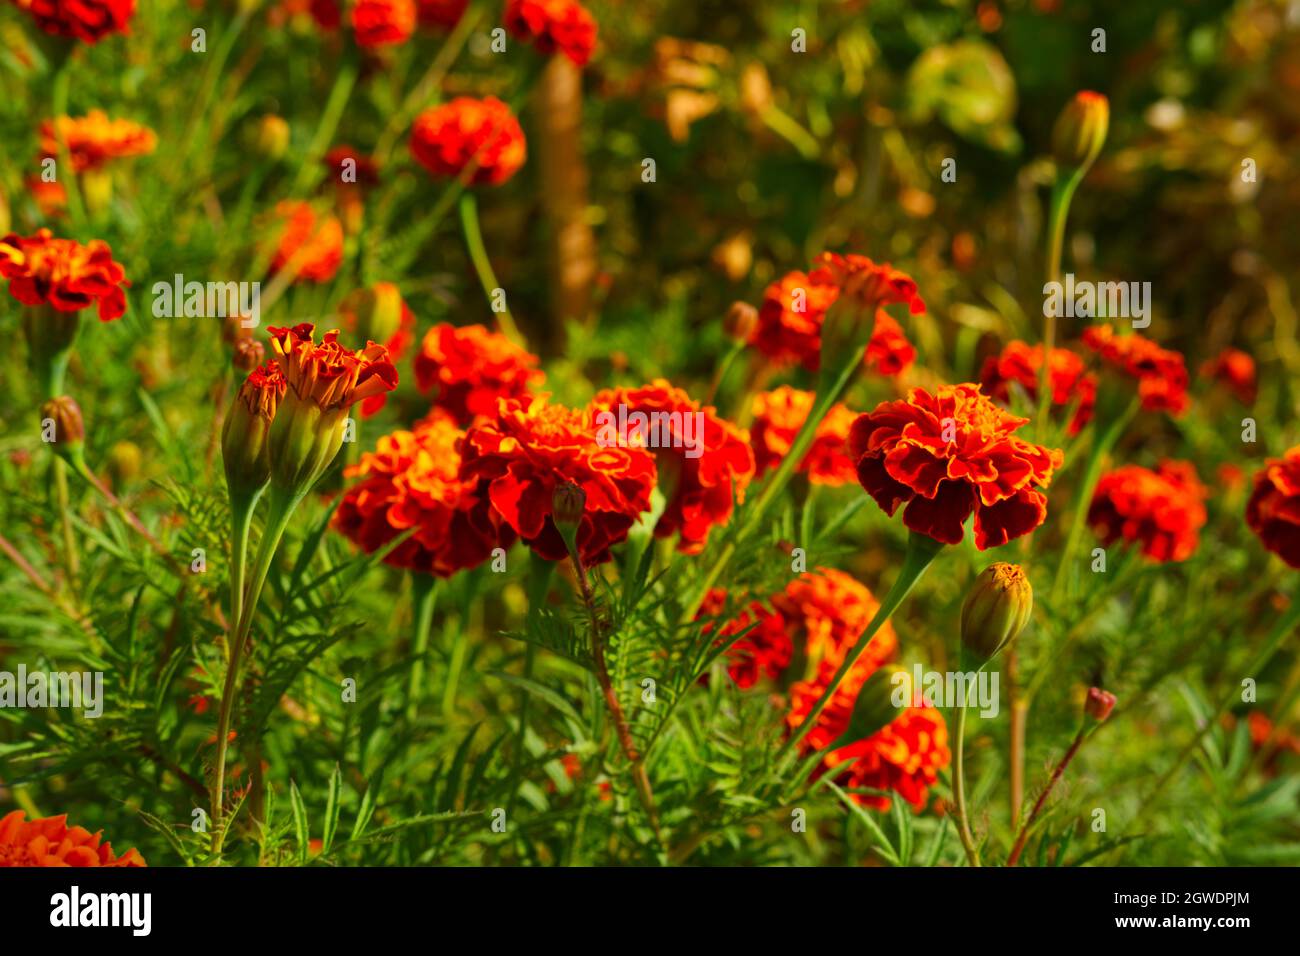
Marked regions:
[980,340,1097,435]
[1082,324,1190,416]
[1088,460,1208,562]
[414,323,544,424]
[750,386,857,486]
[9,0,136,44]
[504,0,598,67]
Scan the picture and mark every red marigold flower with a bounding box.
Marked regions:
[750,386,857,486]
[773,567,898,673]
[9,0,135,44]
[0,810,145,867]
[849,384,1063,549]
[696,588,793,689]
[504,0,597,67]
[814,252,926,316]
[980,340,1097,436]
[414,323,544,425]
[1081,324,1190,416]
[823,706,951,811]
[267,201,344,284]
[1246,447,1300,569]
[1201,347,1257,405]
[1088,459,1208,562]
[335,409,516,576]
[25,175,67,216]
[864,309,917,377]
[459,395,656,565]
[416,0,466,29]
[351,0,415,47]
[409,97,527,186]
[751,268,840,371]
[39,111,156,173]
[0,228,129,320]
[223,361,287,499]
[587,380,755,553]
[336,282,415,417]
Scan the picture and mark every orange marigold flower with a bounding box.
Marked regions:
[1201,347,1257,405]
[10,0,135,44]
[267,201,344,284]
[352,0,415,46]
[25,175,67,216]
[335,409,515,576]
[414,323,544,425]
[696,588,793,689]
[750,386,857,486]
[1088,460,1208,562]
[0,228,129,320]
[1246,447,1300,569]
[773,568,898,673]
[504,0,598,67]
[850,384,1062,549]
[823,706,951,811]
[409,97,527,186]
[222,361,287,498]
[417,0,466,29]
[813,252,926,316]
[1081,324,1190,416]
[0,810,145,867]
[336,282,415,417]
[864,309,917,377]
[588,380,755,553]
[39,110,156,173]
[460,395,656,565]
[980,340,1097,435]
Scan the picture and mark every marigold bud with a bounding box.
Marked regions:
[41,396,85,461]
[960,562,1033,668]
[724,301,758,343]
[1085,686,1116,722]
[1051,91,1109,173]
[233,337,265,372]
[253,115,291,161]
[222,364,285,502]
[836,664,909,746]
[552,481,586,529]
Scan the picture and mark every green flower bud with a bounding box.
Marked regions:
[960,562,1033,668]
[1051,91,1109,173]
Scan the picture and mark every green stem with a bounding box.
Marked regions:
[53,458,79,581]
[459,192,523,347]
[776,531,944,762]
[405,572,440,723]
[953,703,981,866]
[49,60,86,227]
[227,491,260,657]
[1036,172,1082,438]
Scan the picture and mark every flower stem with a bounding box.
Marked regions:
[52,458,79,581]
[459,191,523,348]
[405,572,440,723]
[1006,726,1086,866]
[1036,171,1083,438]
[775,531,943,762]
[953,702,982,866]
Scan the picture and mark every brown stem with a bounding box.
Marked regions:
[1008,649,1026,824]
[1006,727,1085,866]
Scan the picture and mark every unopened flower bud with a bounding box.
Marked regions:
[253,115,290,161]
[553,481,586,529]
[724,301,758,343]
[106,440,143,488]
[1051,91,1109,173]
[960,562,1033,668]
[835,664,909,746]
[41,396,85,461]
[1084,686,1116,722]
[223,364,284,502]
[233,337,265,372]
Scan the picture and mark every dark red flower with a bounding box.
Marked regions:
[1246,447,1300,568]
[1082,324,1190,416]
[416,0,466,29]
[696,588,792,689]
[0,228,129,320]
[980,340,1097,435]
[814,252,926,316]
[409,97,527,186]
[849,384,1063,549]
[414,323,544,425]
[504,0,597,67]
[351,0,415,47]
[1201,347,1257,405]
[864,310,916,377]
[1088,460,1208,562]
[10,0,135,44]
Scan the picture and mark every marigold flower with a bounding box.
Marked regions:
[9,0,136,44]
[223,362,287,500]
[414,323,544,425]
[750,386,856,486]
[26,175,67,217]
[266,323,398,494]
[459,395,655,565]
[352,0,415,47]
[39,111,155,173]
[417,0,466,28]
[864,309,917,376]
[696,588,793,689]
[774,568,898,674]
[335,409,515,576]
[409,97,527,186]
[813,252,927,316]
[1245,447,1300,568]
[1088,460,1208,562]
[849,384,1063,549]
[980,340,1096,436]
[588,380,755,553]
[0,228,128,320]
[1081,324,1190,416]
[0,810,145,867]
[1201,347,1257,405]
[336,283,415,417]
[822,706,951,811]
[267,201,343,284]
[504,0,598,67]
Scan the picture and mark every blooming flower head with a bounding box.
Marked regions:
[351,0,415,46]
[750,386,857,486]
[696,588,792,689]
[266,324,398,493]
[1082,324,1190,416]
[417,0,466,29]
[504,0,598,67]
[414,323,544,425]
[39,111,156,173]
[9,0,136,44]
[1088,459,1208,562]
[587,380,755,553]
[459,395,655,565]
[0,810,145,866]
[980,340,1097,435]
[335,409,515,576]
[773,567,898,672]
[267,201,344,284]
[1201,347,1257,405]
[222,361,287,499]
[336,283,415,417]
[821,706,951,811]
[850,384,1063,549]
[813,252,927,316]
[409,97,527,186]
[0,228,128,320]
[864,309,917,377]
[1245,447,1300,568]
